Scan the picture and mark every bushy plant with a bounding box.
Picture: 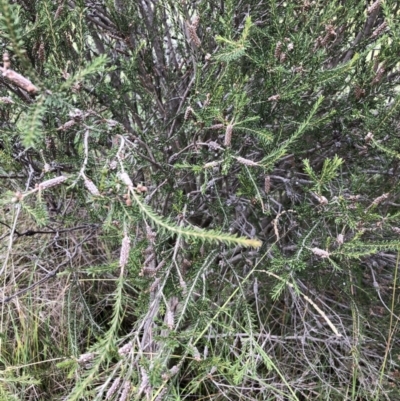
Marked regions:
[0,0,400,399]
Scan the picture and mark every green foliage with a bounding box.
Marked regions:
[130,187,261,248]
[261,96,325,168]
[0,0,25,54]
[18,96,46,148]
[1,0,400,400]
[303,155,343,193]
[60,54,110,91]
[20,199,49,227]
[215,16,253,62]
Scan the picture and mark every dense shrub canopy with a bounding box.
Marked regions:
[0,0,400,399]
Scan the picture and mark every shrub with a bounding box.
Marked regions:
[0,0,400,399]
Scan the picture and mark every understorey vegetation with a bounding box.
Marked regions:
[0,0,400,400]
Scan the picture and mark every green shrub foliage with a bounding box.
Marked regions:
[1,0,400,399]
